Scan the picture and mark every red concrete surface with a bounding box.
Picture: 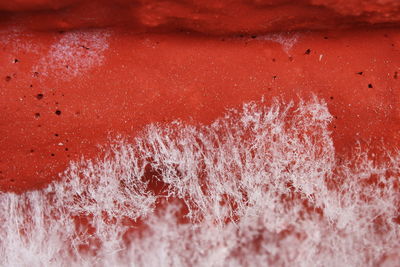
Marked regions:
[0,1,400,192]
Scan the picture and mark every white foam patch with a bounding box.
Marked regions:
[1,96,399,266]
[256,32,300,54]
[33,30,110,79]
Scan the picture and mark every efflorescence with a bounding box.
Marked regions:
[0,96,399,266]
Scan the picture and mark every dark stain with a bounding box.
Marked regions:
[305,49,311,55]
[272,58,276,62]
[55,110,62,116]
[36,93,44,100]
[33,72,39,77]
[51,153,55,157]
[80,45,90,50]
[394,72,398,79]
[34,113,41,118]
[368,84,373,88]
[54,133,59,137]
[251,35,257,39]
[323,36,328,40]
[30,149,34,153]
[330,96,334,100]
[65,148,69,151]
[5,76,11,82]
[356,72,363,75]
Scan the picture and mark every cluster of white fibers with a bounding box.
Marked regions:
[0,96,399,266]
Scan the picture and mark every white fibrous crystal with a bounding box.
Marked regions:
[0,96,399,266]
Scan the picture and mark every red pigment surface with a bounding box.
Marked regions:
[0,1,400,193]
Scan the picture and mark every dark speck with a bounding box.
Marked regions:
[5,76,11,82]
[330,96,334,100]
[34,113,41,118]
[55,110,62,115]
[30,149,34,153]
[13,59,19,63]
[394,72,398,79]
[33,72,39,77]
[65,148,69,151]
[51,153,55,157]
[368,84,373,88]
[54,133,59,137]
[356,72,363,75]
[305,49,311,55]
[251,35,257,39]
[36,93,44,100]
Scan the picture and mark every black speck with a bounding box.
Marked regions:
[36,93,44,100]
[333,125,336,129]
[65,148,69,151]
[34,113,41,118]
[330,96,334,100]
[272,75,277,79]
[305,49,311,55]
[5,76,11,82]
[368,83,373,88]
[356,72,363,75]
[30,84,33,88]
[251,35,257,39]
[13,59,19,63]
[54,133,59,137]
[51,153,55,157]
[55,110,62,115]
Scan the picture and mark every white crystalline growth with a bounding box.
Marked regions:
[33,30,110,79]
[0,96,399,267]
